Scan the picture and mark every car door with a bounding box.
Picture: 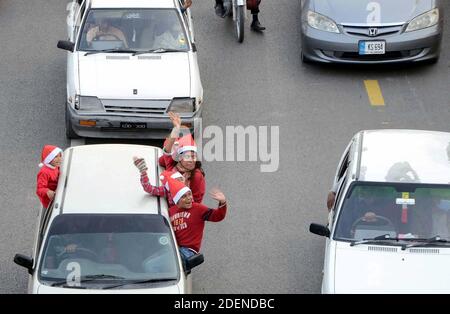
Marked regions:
[67,0,86,102]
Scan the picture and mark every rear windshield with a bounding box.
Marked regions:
[38,214,179,287]
[334,184,450,241]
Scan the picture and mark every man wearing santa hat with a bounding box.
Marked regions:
[159,112,205,204]
[166,176,227,265]
[36,145,63,208]
[133,157,185,207]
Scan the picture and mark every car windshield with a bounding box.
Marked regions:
[334,184,450,242]
[38,214,179,287]
[78,9,189,52]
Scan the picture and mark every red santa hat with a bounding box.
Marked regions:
[176,133,197,157]
[160,170,183,190]
[166,176,191,205]
[39,145,62,168]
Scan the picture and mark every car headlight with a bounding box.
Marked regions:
[307,11,340,33]
[168,98,195,114]
[78,96,104,111]
[406,8,439,32]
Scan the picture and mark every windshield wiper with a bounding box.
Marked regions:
[402,236,449,250]
[350,234,402,247]
[51,274,126,287]
[84,48,138,56]
[102,277,177,290]
[133,48,185,56]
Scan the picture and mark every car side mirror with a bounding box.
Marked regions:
[14,254,33,275]
[185,253,204,273]
[191,43,197,52]
[309,223,331,238]
[57,40,75,52]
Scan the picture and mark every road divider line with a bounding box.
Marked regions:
[70,139,85,147]
[364,80,385,106]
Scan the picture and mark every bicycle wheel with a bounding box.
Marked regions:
[235,5,245,43]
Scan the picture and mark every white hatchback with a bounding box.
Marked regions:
[58,0,203,139]
[311,130,450,293]
[14,144,203,293]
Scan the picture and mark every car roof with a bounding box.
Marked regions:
[89,0,178,9]
[357,129,450,185]
[56,144,166,215]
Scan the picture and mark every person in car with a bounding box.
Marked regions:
[152,15,188,50]
[86,17,128,48]
[36,145,63,209]
[133,158,185,207]
[166,176,227,265]
[159,112,206,203]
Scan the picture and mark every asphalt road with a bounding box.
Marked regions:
[0,0,449,293]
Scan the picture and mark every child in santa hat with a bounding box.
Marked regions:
[166,176,227,266]
[159,112,205,203]
[133,157,185,207]
[36,145,63,208]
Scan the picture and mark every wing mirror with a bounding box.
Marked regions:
[185,253,204,274]
[57,40,75,52]
[309,223,331,238]
[14,254,33,275]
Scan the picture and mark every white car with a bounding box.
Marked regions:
[310,130,450,293]
[57,0,203,139]
[14,144,203,293]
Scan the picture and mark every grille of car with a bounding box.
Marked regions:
[367,246,398,253]
[101,99,170,116]
[408,248,440,254]
[342,24,404,37]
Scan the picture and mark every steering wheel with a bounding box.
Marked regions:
[351,214,396,232]
[58,247,99,261]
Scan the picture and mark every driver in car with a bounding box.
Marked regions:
[86,17,128,48]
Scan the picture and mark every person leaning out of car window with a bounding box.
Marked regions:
[159,112,206,204]
[133,157,186,207]
[165,176,227,266]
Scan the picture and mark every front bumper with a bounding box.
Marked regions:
[67,104,201,139]
[301,24,442,64]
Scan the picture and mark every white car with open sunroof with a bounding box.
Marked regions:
[14,144,203,293]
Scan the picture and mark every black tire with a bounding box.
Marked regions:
[65,106,80,139]
[235,5,245,43]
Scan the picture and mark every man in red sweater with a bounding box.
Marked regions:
[166,177,227,265]
[36,145,63,208]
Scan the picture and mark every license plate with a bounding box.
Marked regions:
[120,122,147,129]
[359,41,385,55]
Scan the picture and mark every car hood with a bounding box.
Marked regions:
[334,244,450,293]
[313,0,434,24]
[78,53,190,99]
[36,283,181,294]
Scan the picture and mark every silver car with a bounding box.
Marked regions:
[301,0,444,64]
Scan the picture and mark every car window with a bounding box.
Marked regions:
[38,214,179,288]
[334,183,450,242]
[78,9,189,51]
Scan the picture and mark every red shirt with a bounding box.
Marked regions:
[169,202,227,252]
[36,165,59,208]
[159,155,205,203]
